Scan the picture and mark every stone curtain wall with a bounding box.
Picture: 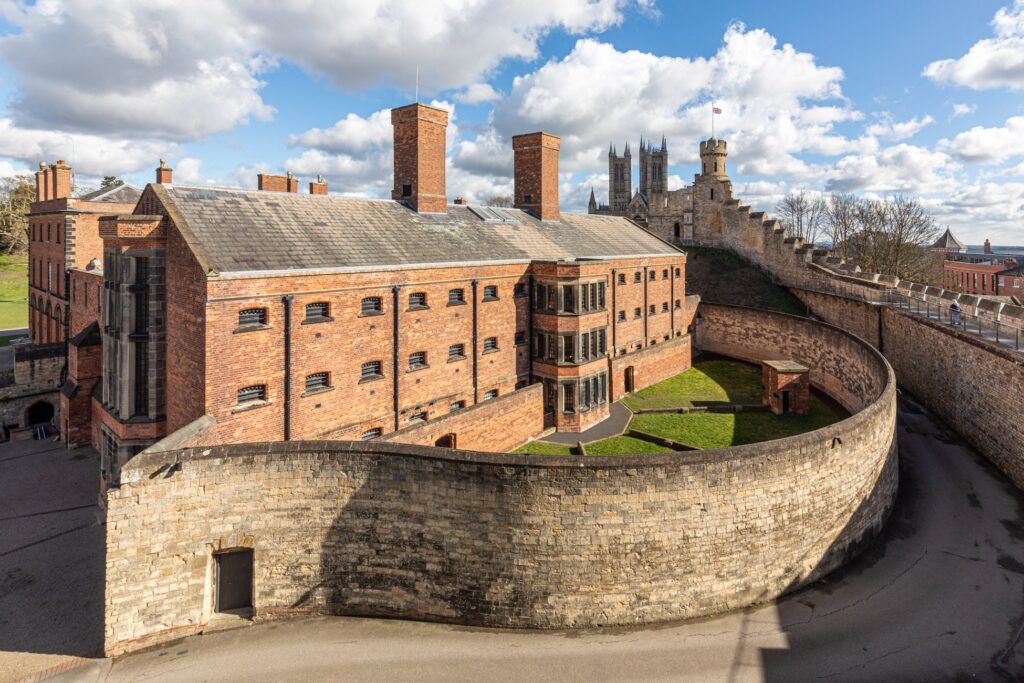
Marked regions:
[696,303,886,413]
[0,342,62,430]
[105,306,896,656]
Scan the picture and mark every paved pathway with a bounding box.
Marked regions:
[891,296,1023,354]
[53,394,1024,681]
[0,439,103,683]
[539,401,632,445]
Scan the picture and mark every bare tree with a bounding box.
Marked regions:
[843,195,938,280]
[822,193,858,258]
[775,191,826,245]
[484,195,512,208]
[0,175,34,256]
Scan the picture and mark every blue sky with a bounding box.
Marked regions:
[0,0,1022,242]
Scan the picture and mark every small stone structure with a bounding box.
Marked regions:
[762,360,810,416]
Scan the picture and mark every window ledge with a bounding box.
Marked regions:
[233,323,272,334]
[482,296,500,302]
[302,316,335,325]
[232,399,271,414]
[301,386,334,398]
[482,348,500,355]
[406,364,430,373]
[407,305,430,312]
[357,311,384,319]
[447,355,467,363]
[446,300,467,307]
[358,374,385,385]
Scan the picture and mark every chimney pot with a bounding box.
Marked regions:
[391,102,448,213]
[309,176,329,195]
[155,159,173,185]
[454,197,466,205]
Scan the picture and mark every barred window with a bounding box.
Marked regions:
[409,292,427,309]
[237,384,266,404]
[360,297,382,315]
[617,273,626,285]
[448,288,465,304]
[483,337,498,352]
[483,389,498,401]
[410,412,428,424]
[306,302,330,320]
[633,272,641,283]
[662,302,669,312]
[448,343,466,360]
[238,308,267,327]
[618,310,626,322]
[361,427,382,440]
[483,285,498,300]
[305,372,330,392]
[662,269,669,280]
[408,351,427,369]
[450,400,466,413]
[649,304,656,315]
[597,282,606,309]
[633,307,641,319]
[649,271,656,281]
[360,360,383,380]
[675,299,681,309]
[513,283,527,297]
[675,267,681,277]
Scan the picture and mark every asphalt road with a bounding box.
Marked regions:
[34,394,1024,681]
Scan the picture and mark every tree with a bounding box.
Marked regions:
[100,176,124,190]
[484,195,512,208]
[775,191,826,245]
[0,175,34,255]
[842,195,938,281]
[822,193,858,258]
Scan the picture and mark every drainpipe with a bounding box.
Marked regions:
[527,274,534,381]
[471,280,479,404]
[669,263,675,337]
[392,286,400,431]
[281,294,293,441]
[643,266,649,346]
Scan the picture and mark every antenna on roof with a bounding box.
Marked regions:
[415,65,419,103]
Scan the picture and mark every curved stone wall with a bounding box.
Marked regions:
[104,305,897,656]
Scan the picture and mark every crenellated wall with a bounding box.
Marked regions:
[104,305,896,656]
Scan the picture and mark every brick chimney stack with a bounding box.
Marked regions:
[155,159,173,184]
[984,239,992,254]
[35,162,48,202]
[454,197,466,205]
[512,132,560,221]
[391,103,448,213]
[309,175,328,195]
[257,172,299,193]
[50,160,71,200]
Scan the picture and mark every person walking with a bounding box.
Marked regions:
[950,300,962,328]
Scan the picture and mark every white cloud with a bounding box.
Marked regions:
[485,24,857,179]
[288,110,393,155]
[0,159,30,179]
[864,114,934,141]
[821,144,959,195]
[924,181,1024,244]
[952,102,977,118]
[454,83,502,105]
[923,1,1024,90]
[940,116,1024,164]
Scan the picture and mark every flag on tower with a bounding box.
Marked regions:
[713,106,722,114]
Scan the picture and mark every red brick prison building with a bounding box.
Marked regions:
[72,103,692,483]
[27,162,140,344]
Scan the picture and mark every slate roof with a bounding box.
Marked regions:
[157,185,680,275]
[932,228,966,251]
[78,184,142,204]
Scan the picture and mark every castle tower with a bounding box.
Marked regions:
[639,135,668,197]
[700,138,728,178]
[608,142,631,213]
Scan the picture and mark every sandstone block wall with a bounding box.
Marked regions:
[105,305,896,656]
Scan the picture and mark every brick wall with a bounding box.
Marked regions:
[166,224,207,434]
[104,305,895,656]
[381,383,543,452]
[67,269,103,339]
[609,335,691,401]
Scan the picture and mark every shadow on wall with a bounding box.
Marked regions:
[292,456,539,624]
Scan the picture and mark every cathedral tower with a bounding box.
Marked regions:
[639,135,668,197]
[608,142,631,212]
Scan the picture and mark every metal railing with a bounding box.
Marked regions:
[890,292,1022,352]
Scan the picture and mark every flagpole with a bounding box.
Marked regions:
[711,102,715,139]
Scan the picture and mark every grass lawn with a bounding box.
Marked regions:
[515,359,848,456]
[623,359,763,411]
[0,254,28,330]
[514,440,574,455]
[629,394,845,450]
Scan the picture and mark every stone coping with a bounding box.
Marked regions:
[131,304,895,476]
